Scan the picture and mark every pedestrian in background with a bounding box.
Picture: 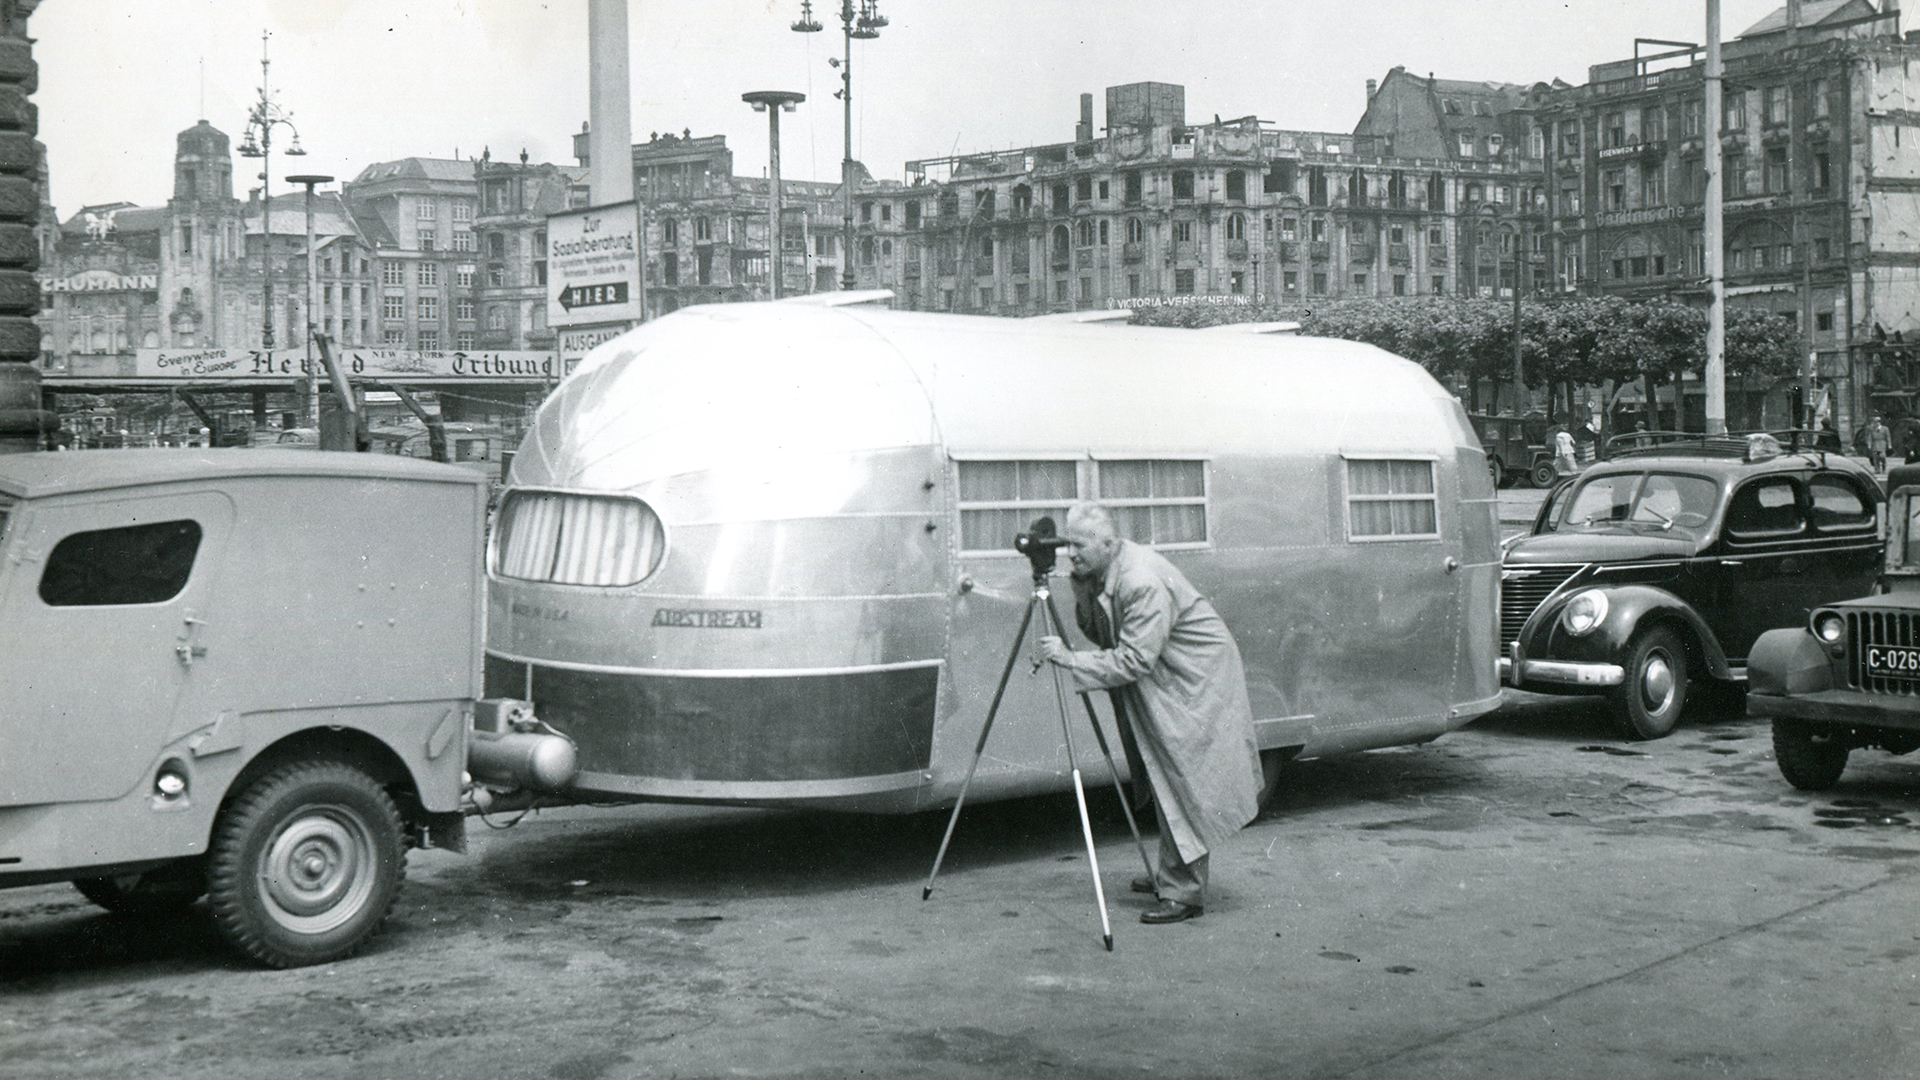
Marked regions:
[1553,424,1579,477]
[1866,414,1891,473]
[1039,502,1263,925]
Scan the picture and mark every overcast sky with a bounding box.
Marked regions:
[36,0,1793,214]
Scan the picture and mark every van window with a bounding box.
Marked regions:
[1096,459,1207,545]
[1726,477,1804,540]
[957,459,1077,553]
[494,492,665,586]
[1809,475,1873,531]
[1346,459,1438,540]
[39,519,203,606]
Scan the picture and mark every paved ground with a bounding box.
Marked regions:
[5,685,1920,1080]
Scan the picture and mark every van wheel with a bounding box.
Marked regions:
[1610,626,1688,741]
[1255,749,1286,812]
[74,862,206,916]
[1772,719,1850,790]
[1530,460,1559,489]
[206,761,406,969]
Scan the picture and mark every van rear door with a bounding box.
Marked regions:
[0,491,233,805]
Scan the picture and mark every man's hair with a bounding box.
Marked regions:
[1066,501,1117,538]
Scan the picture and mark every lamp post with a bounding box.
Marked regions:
[743,91,806,300]
[793,0,884,291]
[286,175,333,431]
[236,30,305,391]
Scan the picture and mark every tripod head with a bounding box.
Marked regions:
[1014,515,1071,581]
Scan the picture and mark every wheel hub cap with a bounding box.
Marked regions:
[1641,653,1675,712]
[258,807,375,933]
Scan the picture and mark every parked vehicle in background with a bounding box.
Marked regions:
[1501,432,1884,739]
[1468,412,1555,488]
[1748,462,1920,789]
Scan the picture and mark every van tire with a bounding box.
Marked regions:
[1611,625,1688,741]
[1772,719,1850,790]
[74,862,206,916]
[206,761,406,969]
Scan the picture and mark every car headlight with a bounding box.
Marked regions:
[1811,610,1846,646]
[1560,589,1610,636]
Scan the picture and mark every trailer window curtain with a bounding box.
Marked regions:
[1096,459,1207,545]
[1346,458,1439,540]
[494,492,665,586]
[957,459,1076,553]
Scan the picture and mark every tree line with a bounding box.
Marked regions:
[1130,296,1804,423]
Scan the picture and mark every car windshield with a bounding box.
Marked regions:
[1560,471,1720,537]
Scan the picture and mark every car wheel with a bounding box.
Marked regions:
[1530,460,1559,489]
[74,861,206,916]
[1255,748,1286,812]
[1772,719,1850,790]
[206,761,406,969]
[1611,625,1688,740]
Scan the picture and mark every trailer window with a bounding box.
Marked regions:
[39,519,203,606]
[494,492,665,586]
[1095,459,1207,545]
[957,459,1078,552]
[1345,459,1438,540]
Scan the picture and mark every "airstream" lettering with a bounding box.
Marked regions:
[652,609,763,629]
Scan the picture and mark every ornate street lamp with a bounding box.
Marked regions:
[237,30,305,356]
[793,1,884,291]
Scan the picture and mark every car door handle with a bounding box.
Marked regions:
[1720,558,1744,567]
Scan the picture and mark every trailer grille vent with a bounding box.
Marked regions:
[494,492,665,587]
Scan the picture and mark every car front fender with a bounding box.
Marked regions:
[1523,583,1733,680]
[1747,627,1835,697]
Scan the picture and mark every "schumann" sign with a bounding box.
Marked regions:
[39,270,158,293]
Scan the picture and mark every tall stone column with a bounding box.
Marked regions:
[0,0,44,453]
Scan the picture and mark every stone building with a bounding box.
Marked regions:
[342,156,481,354]
[875,79,1553,316]
[473,152,586,353]
[1533,0,1920,432]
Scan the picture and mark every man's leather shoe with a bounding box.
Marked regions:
[1130,876,1156,894]
[1139,899,1202,924]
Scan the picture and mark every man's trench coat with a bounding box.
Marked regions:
[1060,539,1263,865]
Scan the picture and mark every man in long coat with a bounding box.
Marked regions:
[1039,502,1263,924]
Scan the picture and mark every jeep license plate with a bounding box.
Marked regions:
[1865,645,1920,680]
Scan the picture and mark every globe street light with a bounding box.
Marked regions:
[793,0,885,291]
[743,91,805,299]
[237,30,305,358]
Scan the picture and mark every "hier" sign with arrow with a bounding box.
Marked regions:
[547,201,642,329]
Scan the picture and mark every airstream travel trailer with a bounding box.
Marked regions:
[484,298,1503,812]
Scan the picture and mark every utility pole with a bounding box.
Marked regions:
[744,91,805,299]
[1704,0,1727,435]
[287,175,332,433]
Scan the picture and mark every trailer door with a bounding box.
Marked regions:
[0,491,233,806]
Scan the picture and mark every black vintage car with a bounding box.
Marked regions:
[1501,434,1884,739]
[1747,463,1920,788]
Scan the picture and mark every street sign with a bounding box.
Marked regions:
[548,201,642,330]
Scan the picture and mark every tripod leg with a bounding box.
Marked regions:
[1040,592,1114,951]
[1039,591,1156,889]
[923,593,1039,901]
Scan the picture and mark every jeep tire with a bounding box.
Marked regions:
[206,760,405,969]
[1611,625,1688,740]
[1772,718,1850,790]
